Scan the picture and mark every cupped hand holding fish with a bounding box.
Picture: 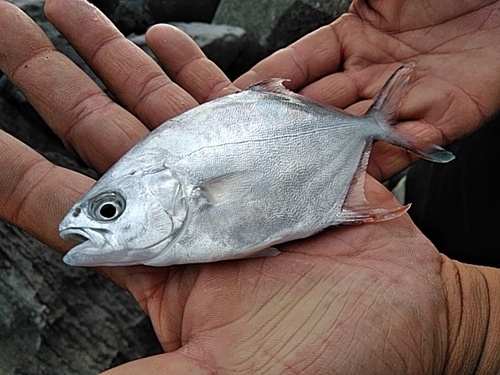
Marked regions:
[1,0,499,374]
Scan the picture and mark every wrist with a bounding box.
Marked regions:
[440,255,500,374]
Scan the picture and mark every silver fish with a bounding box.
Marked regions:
[59,64,454,267]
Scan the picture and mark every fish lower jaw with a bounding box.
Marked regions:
[63,245,137,267]
[61,241,161,267]
[62,241,111,266]
[59,228,123,266]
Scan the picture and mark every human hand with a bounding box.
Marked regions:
[236,0,500,181]
[1,1,498,374]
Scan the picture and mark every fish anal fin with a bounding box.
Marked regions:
[339,204,411,225]
[199,170,263,205]
[339,141,410,225]
[343,142,372,210]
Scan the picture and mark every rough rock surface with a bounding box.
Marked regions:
[129,22,246,72]
[0,221,162,375]
[213,0,351,77]
[89,0,221,35]
[1,0,350,373]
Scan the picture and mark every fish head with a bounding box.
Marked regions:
[59,166,187,267]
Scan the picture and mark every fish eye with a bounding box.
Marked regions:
[98,203,118,219]
[90,192,126,221]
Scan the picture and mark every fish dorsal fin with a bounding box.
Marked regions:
[199,170,263,205]
[246,78,293,95]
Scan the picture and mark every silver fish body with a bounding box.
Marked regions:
[59,65,454,267]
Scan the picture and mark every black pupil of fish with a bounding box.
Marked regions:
[100,203,117,219]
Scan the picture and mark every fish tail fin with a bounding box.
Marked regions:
[365,63,455,163]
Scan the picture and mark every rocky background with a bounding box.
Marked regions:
[0,0,350,373]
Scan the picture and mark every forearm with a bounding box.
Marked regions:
[441,255,500,374]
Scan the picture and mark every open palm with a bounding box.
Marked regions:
[1,0,498,373]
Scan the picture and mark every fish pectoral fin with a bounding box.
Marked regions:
[199,170,264,205]
[337,204,411,225]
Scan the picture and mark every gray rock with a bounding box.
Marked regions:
[88,0,221,35]
[170,22,245,72]
[213,0,351,77]
[7,0,44,8]
[0,220,162,375]
[90,0,154,36]
[214,0,350,50]
[0,75,27,104]
[129,22,246,72]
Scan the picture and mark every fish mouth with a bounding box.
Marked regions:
[60,227,107,247]
[60,227,156,267]
[60,227,121,267]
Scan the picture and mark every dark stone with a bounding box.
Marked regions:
[92,0,154,36]
[0,220,162,374]
[88,0,120,17]
[0,75,27,104]
[146,0,221,24]
[213,0,350,79]
[88,0,221,36]
[129,22,245,72]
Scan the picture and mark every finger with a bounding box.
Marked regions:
[44,0,199,128]
[146,24,240,103]
[0,2,146,172]
[0,130,93,252]
[100,350,211,375]
[298,72,359,109]
[234,24,342,90]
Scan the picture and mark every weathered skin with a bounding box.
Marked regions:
[59,65,454,267]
